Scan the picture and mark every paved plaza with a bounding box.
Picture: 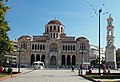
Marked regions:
[1,68,92,82]
[1,68,120,82]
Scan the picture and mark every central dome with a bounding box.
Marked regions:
[47,20,63,25]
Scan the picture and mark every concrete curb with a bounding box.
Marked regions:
[79,74,103,82]
[0,70,33,81]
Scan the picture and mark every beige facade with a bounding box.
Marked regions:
[5,40,18,66]
[105,15,117,69]
[89,44,105,62]
[17,20,90,68]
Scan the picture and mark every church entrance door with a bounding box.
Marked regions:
[50,56,56,66]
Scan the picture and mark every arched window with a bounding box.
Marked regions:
[37,44,39,50]
[63,45,65,50]
[50,26,52,32]
[43,44,45,50]
[36,54,40,61]
[30,54,35,65]
[58,26,60,32]
[21,41,27,49]
[54,26,56,30]
[108,39,112,46]
[41,54,45,63]
[61,55,65,66]
[72,55,76,65]
[68,45,70,51]
[47,26,49,33]
[67,55,71,65]
[50,56,56,65]
[73,45,75,51]
[53,33,55,38]
[61,27,63,32]
[32,44,34,50]
[109,30,112,36]
[51,33,52,38]
[56,33,58,38]
[40,44,42,50]
[35,44,37,50]
[80,43,86,51]
[71,45,73,51]
[66,45,67,50]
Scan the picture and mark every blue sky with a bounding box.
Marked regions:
[6,0,120,48]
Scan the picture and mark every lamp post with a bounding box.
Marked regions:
[98,9,102,74]
[18,48,21,73]
[18,50,20,72]
[80,43,85,74]
[18,47,22,73]
[80,51,83,74]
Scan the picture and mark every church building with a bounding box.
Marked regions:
[17,20,90,68]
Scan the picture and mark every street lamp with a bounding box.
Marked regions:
[18,47,21,73]
[18,47,23,73]
[80,50,83,74]
[80,43,86,74]
[98,9,102,74]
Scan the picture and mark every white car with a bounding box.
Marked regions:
[33,61,44,70]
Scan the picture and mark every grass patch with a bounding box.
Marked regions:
[86,73,120,79]
[0,72,20,78]
[0,73,9,78]
[87,75,120,79]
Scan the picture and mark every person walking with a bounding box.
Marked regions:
[71,66,74,72]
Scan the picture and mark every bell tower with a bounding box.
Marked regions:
[105,14,117,69]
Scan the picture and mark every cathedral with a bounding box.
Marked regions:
[17,20,90,68]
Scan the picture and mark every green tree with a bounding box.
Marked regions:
[0,0,12,66]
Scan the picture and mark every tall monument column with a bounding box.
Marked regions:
[105,14,117,69]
